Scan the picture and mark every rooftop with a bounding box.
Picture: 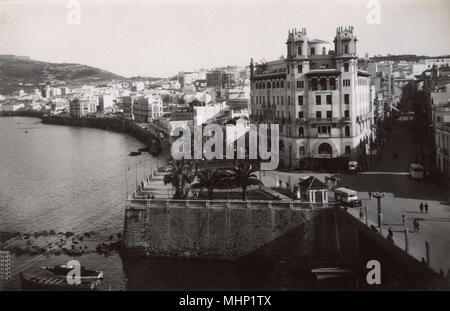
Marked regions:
[299,176,327,190]
[309,39,330,44]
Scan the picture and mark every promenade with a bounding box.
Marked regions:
[261,122,450,275]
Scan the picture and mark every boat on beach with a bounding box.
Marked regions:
[20,272,100,291]
[311,267,354,281]
[41,264,103,280]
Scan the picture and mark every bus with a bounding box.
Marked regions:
[334,187,362,207]
[409,163,424,179]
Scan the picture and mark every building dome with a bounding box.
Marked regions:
[309,39,331,56]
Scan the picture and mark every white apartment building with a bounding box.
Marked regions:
[431,85,450,181]
[69,97,98,117]
[133,95,163,123]
[420,57,450,69]
[98,94,114,111]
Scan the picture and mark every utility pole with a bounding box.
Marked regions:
[373,192,385,235]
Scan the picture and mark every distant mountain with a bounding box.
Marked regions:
[0,55,124,95]
[128,76,164,82]
[369,54,450,63]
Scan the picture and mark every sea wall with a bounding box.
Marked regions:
[122,201,443,289]
[122,201,323,260]
[40,116,167,154]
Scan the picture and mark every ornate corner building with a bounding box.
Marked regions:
[250,26,374,170]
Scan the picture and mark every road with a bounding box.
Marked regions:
[263,121,450,274]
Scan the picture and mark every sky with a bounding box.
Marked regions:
[0,0,449,78]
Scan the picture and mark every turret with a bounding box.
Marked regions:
[286,27,308,59]
[334,26,358,57]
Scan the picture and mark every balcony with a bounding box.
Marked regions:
[310,117,339,124]
[296,118,307,125]
[317,133,332,138]
[341,117,351,123]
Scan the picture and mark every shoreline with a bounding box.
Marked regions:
[1,111,168,156]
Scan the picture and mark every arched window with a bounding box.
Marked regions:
[276,81,280,88]
[329,78,336,90]
[320,78,327,90]
[318,143,332,155]
[311,47,315,55]
[299,126,304,137]
[322,47,326,55]
[267,81,271,89]
[255,82,259,90]
[344,44,348,54]
[281,80,284,88]
[272,81,276,88]
[279,140,285,152]
[311,78,318,91]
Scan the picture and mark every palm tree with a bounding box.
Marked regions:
[225,162,263,201]
[163,159,195,199]
[191,169,228,200]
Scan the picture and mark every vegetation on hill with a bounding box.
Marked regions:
[0,56,123,95]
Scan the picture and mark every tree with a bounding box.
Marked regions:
[163,159,195,199]
[191,169,228,200]
[225,162,263,201]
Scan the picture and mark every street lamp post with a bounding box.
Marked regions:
[365,204,369,226]
[404,228,409,254]
[125,158,128,200]
[373,192,385,235]
[425,241,431,267]
[135,161,138,190]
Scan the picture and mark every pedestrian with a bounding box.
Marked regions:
[359,207,364,220]
[388,226,394,242]
[402,214,406,226]
[415,219,420,232]
[368,192,372,200]
[413,219,418,232]
[425,202,429,214]
[419,202,424,213]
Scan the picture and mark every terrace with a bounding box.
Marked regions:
[127,161,332,210]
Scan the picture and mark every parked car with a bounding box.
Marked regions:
[348,161,359,173]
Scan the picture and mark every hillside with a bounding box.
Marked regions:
[0,56,124,95]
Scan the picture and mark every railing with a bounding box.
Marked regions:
[127,198,333,210]
[341,117,351,122]
[309,117,339,123]
[317,133,332,138]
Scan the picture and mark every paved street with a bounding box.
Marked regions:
[264,121,450,274]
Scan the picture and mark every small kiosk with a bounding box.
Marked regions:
[299,176,328,203]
